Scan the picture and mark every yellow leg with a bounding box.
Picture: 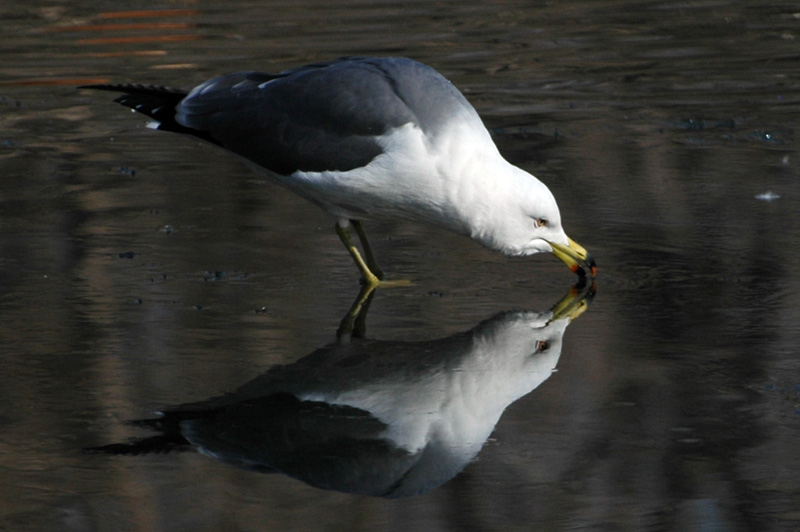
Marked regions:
[336,222,381,286]
[352,220,385,280]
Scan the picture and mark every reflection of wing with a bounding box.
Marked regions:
[181,393,421,496]
[88,393,421,496]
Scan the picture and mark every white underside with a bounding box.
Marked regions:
[249,114,498,233]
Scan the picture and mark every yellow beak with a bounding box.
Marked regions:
[548,237,597,278]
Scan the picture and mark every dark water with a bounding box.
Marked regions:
[2,1,799,531]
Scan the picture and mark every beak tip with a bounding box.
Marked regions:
[549,238,597,278]
[571,257,597,279]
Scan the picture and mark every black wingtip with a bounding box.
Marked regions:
[78,83,187,116]
[80,82,221,146]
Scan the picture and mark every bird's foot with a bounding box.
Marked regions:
[359,275,413,288]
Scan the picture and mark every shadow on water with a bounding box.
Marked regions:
[86,281,595,498]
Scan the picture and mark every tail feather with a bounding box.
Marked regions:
[79,83,219,145]
[83,435,192,456]
[82,414,196,456]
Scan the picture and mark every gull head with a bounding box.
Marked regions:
[469,164,597,278]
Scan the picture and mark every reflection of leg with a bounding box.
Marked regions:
[352,220,385,280]
[336,222,381,286]
[337,282,378,341]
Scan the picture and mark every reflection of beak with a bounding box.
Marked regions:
[549,279,596,323]
[548,237,597,278]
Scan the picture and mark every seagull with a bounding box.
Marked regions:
[80,57,596,284]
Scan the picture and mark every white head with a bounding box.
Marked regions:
[468,163,596,277]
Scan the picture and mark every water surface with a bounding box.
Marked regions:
[1,1,799,531]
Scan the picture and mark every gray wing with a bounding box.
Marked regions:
[175,57,474,175]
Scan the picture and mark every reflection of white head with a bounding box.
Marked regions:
[292,309,573,497]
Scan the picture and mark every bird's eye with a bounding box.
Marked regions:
[534,218,548,228]
[535,340,549,352]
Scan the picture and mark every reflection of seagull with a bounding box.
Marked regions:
[80,57,596,284]
[88,283,594,498]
